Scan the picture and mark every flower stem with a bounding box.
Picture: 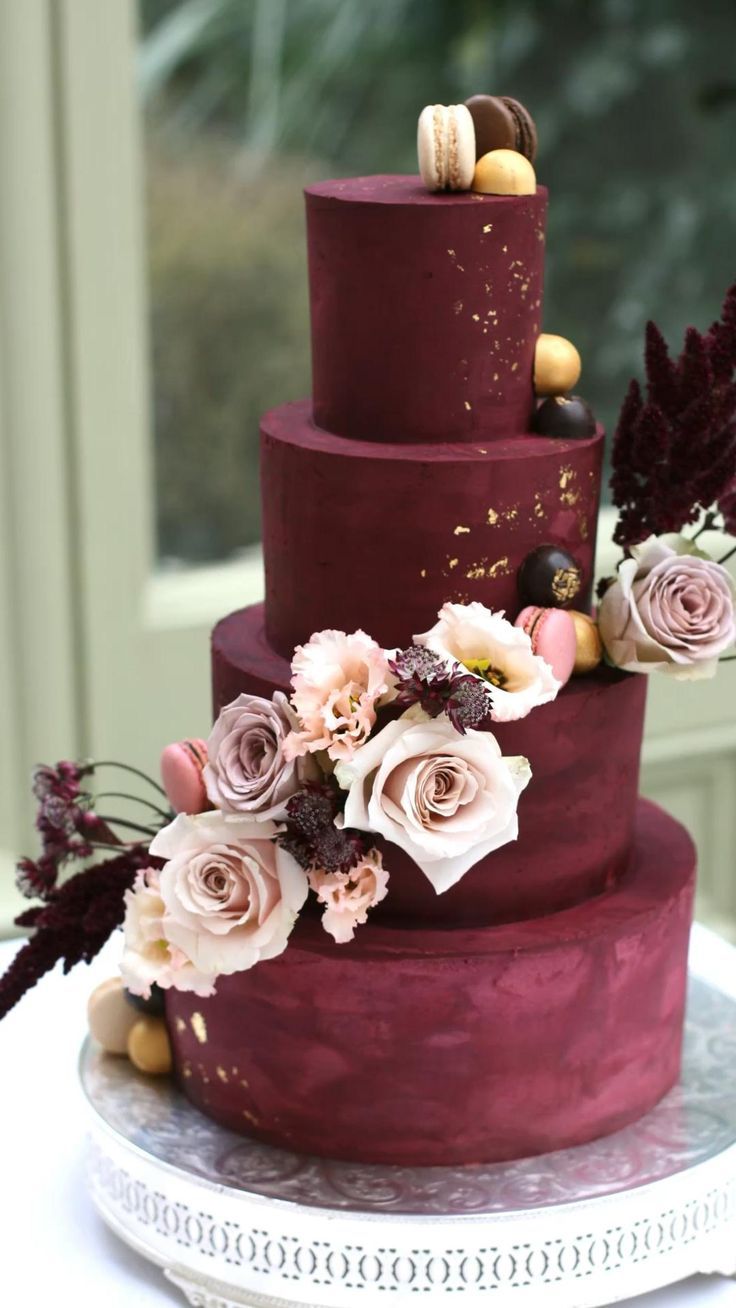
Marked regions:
[92,792,172,822]
[91,761,168,797]
[691,511,719,541]
[94,815,158,838]
[717,544,736,566]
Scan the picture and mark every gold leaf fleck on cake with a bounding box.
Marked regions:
[447,248,456,257]
[511,362,518,372]
[448,557,459,569]
[174,1017,186,1034]
[493,373,499,382]
[477,447,488,455]
[487,508,499,526]
[533,495,546,519]
[579,514,590,540]
[457,264,465,272]
[559,466,575,490]
[466,556,510,580]
[502,244,508,253]
[191,1012,208,1044]
[181,1060,192,1079]
[483,223,493,233]
[454,525,470,535]
[521,282,529,294]
[420,568,427,578]
[464,400,472,410]
[503,506,519,522]
[216,1065,229,1084]
[242,1108,261,1126]
[197,1062,210,1085]
[561,488,581,507]
[453,299,463,315]
[239,1078,250,1089]
[472,313,480,322]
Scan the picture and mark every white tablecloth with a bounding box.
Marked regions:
[1,928,735,1307]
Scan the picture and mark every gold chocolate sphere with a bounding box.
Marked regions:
[472,148,536,196]
[569,610,603,674]
[534,333,581,395]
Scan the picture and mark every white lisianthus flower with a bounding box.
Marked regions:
[414,601,560,721]
[335,714,531,894]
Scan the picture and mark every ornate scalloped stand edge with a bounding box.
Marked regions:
[81,934,736,1308]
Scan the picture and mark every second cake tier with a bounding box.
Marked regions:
[262,401,603,656]
[213,604,647,927]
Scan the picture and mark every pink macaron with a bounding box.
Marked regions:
[514,606,576,685]
[160,738,210,814]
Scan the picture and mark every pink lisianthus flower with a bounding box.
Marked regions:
[309,848,389,943]
[284,629,393,763]
[121,868,217,999]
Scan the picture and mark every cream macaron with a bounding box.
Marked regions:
[417,104,476,192]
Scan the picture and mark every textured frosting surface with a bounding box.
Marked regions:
[166,800,695,1167]
[306,175,547,442]
[212,604,647,926]
[261,401,603,654]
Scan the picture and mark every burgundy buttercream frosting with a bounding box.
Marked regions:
[212,604,647,926]
[306,176,547,442]
[166,800,695,1166]
[261,401,603,655]
[188,170,697,1167]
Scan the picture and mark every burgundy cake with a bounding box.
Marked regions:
[9,98,736,1179]
[161,157,700,1165]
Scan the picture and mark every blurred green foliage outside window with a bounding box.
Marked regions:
[140,0,736,565]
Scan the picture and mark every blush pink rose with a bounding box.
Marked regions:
[121,868,216,998]
[204,692,315,820]
[335,714,531,894]
[598,536,735,680]
[284,628,393,763]
[148,812,308,977]
[309,849,389,944]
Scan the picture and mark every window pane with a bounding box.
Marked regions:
[139,0,736,563]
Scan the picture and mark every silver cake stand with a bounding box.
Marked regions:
[81,954,736,1308]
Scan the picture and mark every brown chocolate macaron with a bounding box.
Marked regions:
[465,94,537,164]
[501,96,538,163]
[465,95,517,160]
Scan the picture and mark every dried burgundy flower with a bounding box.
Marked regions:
[0,846,151,1020]
[611,284,736,547]
[285,783,339,840]
[446,677,494,734]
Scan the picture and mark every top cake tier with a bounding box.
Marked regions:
[305,175,547,443]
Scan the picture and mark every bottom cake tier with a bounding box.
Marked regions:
[165,799,695,1168]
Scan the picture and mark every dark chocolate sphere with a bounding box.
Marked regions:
[125,983,166,1018]
[518,545,584,609]
[531,395,596,440]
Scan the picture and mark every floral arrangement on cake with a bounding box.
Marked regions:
[2,601,565,1013]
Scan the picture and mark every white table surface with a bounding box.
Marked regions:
[1,926,735,1308]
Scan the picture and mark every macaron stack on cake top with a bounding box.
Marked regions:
[162,94,699,1168]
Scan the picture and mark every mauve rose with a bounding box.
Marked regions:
[121,868,216,999]
[598,535,736,680]
[335,713,531,894]
[149,812,308,977]
[204,692,312,820]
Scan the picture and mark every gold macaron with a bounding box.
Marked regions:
[569,610,603,674]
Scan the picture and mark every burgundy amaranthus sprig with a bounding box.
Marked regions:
[0,759,172,1019]
[279,780,367,874]
[389,646,493,733]
[611,282,736,548]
